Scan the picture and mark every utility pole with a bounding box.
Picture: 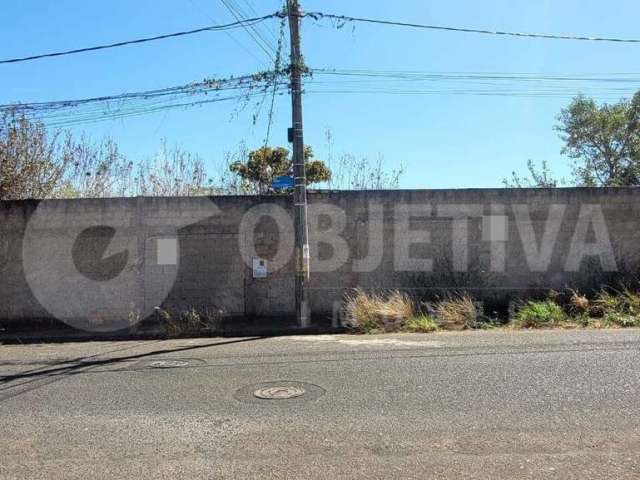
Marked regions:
[287,0,310,328]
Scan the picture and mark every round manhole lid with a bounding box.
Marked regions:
[235,381,325,404]
[133,358,206,370]
[254,385,306,400]
[149,360,190,369]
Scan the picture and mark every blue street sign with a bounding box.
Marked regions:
[272,175,294,190]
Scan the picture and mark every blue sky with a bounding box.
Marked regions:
[1,0,639,188]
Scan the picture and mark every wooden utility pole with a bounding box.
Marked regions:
[287,0,310,327]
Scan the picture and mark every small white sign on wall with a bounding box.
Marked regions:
[157,238,178,265]
[253,258,267,279]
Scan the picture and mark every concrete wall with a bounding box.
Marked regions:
[1,188,639,330]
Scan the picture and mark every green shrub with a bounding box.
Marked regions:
[591,290,620,317]
[402,315,438,333]
[589,288,640,327]
[513,300,567,328]
[620,289,640,318]
[600,312,640,328]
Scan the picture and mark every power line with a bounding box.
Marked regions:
[237,0,281,45]
[186,0,267,67]
[311,68,640,84]
[1,73,268,111]
[0,13,282,65]
[303,11,640,44]
[226,0,279,51]
[264,15,288,147]
[304,89,629,100]
[303,68,640,100]
[42,90,288,128]
[4,66,635,123]
[220,0,276,61]
[3,9,636,68]
[0,70,290,127]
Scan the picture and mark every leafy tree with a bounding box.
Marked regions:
[228,145,331,193]
[506,91,640,188]
[557,92,640,186]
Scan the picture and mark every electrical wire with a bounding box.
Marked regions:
[186,0,267,67]
[237,0,281,45]
[220,0,276,61]
[226,0,279,51]
[0,12,282,65]
[312,68,640,83]
[304,68,640,100]
[263,15,288,148]
[303,12,640,44]
[0,70,290,127]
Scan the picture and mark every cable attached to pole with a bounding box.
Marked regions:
[303,11,640,44]
[0,13,282,65]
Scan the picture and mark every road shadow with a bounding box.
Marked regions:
[0,336,265,402]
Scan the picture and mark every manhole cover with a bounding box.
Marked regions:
[254,386,306,400]
[149,360,190,369]
[235,381,325,404]
[132,358,206,370]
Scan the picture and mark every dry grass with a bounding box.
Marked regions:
[343,288,415,333]
[340,286,640,334]
[432,294,478,330]
[568,290,590,315]
[160,306,223,337]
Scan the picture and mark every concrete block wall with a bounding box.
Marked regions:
[1,187,639,330]
[305,188,640,315]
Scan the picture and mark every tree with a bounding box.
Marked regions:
[323,128,405,190]
[58,135,133,198]
[0,114,218,199]
[506,91,640,188]
[557,92,640,186]
[503,160,561,188]
[228,145,331,194]
[0,113,69,200]
[135,140,216,197]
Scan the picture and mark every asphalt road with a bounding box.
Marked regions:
[1,329,640,479]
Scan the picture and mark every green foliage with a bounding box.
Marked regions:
[590,289,640,327]
[599,312,639,328]
[513,300,567,328]
[592,290,620,316]
[505,90,640,188]
[228,145,331,194]
[557,92,640,186]
[503,159,561,188]
[620,288,640,317]
[402,315,438,333]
